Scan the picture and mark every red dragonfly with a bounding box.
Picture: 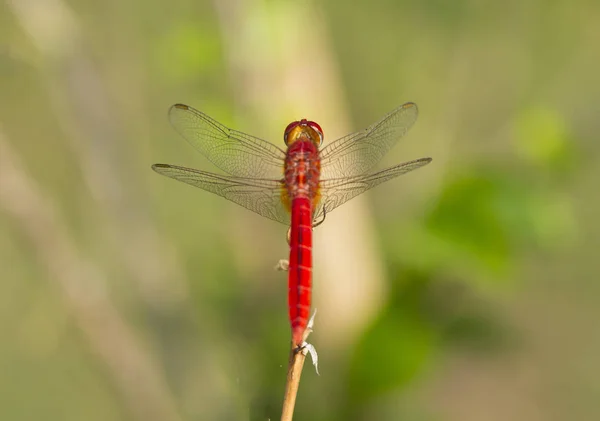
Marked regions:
[153,103,431,346]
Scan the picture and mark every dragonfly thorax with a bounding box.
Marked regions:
[282,139,321,211]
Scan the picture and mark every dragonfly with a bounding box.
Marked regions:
[152,103,432,347]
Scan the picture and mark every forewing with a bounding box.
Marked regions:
[168,104,286,178]
[152,164,290,225]
[319,103,419,179]
[314,157,432,221]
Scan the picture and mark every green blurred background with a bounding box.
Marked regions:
[1,0,599,420]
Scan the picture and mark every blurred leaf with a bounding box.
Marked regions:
[423,171,522,275]
[347,274,436,404]
[514,106,577,176]
[398,167,577,281]
[524,189,578,248]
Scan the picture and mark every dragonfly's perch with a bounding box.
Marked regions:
[280,311,318,421]
[281,346,307,421]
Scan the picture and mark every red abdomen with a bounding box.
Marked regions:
[288,197,313,346]
[284,139,320,346]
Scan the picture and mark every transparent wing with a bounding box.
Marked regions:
[168,104,287,178]
[152,164,290,225]
[314,157,432,221]
[319,103,419,180]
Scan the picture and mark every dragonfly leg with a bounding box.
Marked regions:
[275,259,289,271]
[274,227,292,271]
[312,208,327,229]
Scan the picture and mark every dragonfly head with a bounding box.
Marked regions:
[284,119,324,147]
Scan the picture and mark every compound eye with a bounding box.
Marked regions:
[284,121,300,145]
[308,121,324,146]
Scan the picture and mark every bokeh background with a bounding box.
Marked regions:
[1,0,599,420]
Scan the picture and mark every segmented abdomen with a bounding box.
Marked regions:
[288,197,313,346]
[283,139,320,346]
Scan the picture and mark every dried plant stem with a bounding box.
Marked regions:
[280,312,317,421]
[280,345,307,421]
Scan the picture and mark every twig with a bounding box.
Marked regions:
[280,344,307,421]
[280,311,318,421]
